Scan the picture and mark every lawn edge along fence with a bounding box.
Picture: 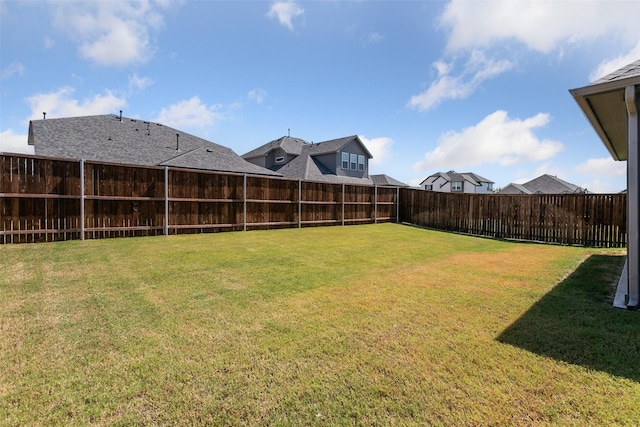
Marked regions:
[1,153,627,247]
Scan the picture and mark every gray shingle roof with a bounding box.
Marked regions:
[276,151,375,184]
[241,135,309,159]
[370,174,408,187]
[243,134,375,184]
[29,114,280,176]
[521,174,586,194]
[592,60,640,85]
[306,135,373,158]
[500,183,533,194]
[501,174,587,194]
[421,170,494,186]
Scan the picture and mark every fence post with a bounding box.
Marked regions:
[298,179,302,228]
[243,173,247,231]
[164,166,169,236]
[80,159,85,240]
[396,186,400,223]
[374,185,378,224]
[342,183,345,226]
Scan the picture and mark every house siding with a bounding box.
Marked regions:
[337,140,369,178]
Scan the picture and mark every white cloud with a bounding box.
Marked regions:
[439,0,640,54]
[413,110,563,171]
[366,32,384,45]
[575,157,626,177]
[580,179,622,194]
[267,1,304,31]
[24,86,126,121]
[1,62,25,80]
[44,36,55,49]
[0,129,33,155]
[407,51,513,111]
[359,136,393,169]
[248,88,268,104]
[521,162,566,183]
[128,73,154,91]
[52,1,167,66]
[154,96,225,130]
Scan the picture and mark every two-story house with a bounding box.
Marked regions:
[420,171,494,193]
[243,135,385,185]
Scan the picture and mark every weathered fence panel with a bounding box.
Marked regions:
[1,154,627,247]
[1,155,81,243]
[1,154,401,243]
[399,188,627,247]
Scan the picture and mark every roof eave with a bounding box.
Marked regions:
[570,74,640,161]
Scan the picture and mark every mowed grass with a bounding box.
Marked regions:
[1,223,639,426]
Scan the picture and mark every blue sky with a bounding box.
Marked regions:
[1,0,639,192]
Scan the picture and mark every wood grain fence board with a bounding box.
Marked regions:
[0,154,626,246]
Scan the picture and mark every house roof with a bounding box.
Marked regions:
[243,134,375,184]
[241,135,309,159]
[370,174,408,187]
[243,135,374,161]
[277,151,375,184]
[570,60,640,161]
[420,170,494,186]
[28,114,279,176]
[306,135,373,158]
[500,183,533,194]
[500,174,587,194]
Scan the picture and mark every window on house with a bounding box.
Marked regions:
[425,184,433,191]
[342,152,349,169]
[358,155,365,171]
[487,183,493,191]
[275,156,285,164]
[350,153,357,170]
[451,181,463,192]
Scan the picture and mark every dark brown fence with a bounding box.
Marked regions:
[1,154,399,243]
[1,154,628,247]
[399,188,627,247]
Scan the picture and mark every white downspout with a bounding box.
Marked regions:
[625,85,639,308]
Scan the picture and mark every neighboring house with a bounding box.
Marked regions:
[27,114,280,176]
[243,134,406,186]
[420,170,494,193]
[500,174,587,194]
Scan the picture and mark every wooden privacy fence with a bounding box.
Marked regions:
[0,154,399,243]
[399,188,627,247]
[0,154,628,247]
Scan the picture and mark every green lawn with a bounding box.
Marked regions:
[1,223,639,426]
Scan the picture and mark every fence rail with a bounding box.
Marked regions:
[1,154,628,247]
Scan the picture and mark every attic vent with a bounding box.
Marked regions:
[42,112,46,120]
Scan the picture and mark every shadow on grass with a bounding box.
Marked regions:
[497,254,640,382]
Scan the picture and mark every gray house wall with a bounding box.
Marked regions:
[337,140,369,178]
